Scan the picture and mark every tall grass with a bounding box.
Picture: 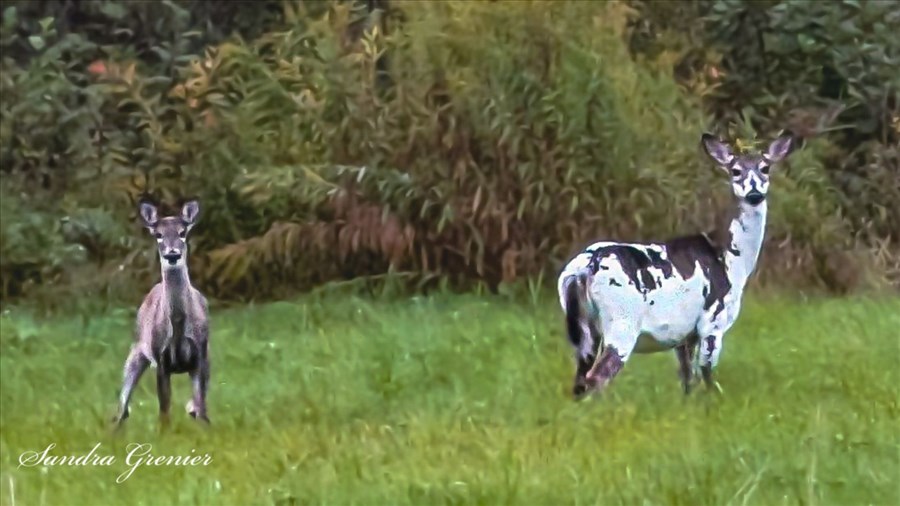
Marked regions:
[1,291,898,505]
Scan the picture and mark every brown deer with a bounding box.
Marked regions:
[113,199,211,427]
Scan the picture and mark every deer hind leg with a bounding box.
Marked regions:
[583,322,637,395]
[113,346,150,426]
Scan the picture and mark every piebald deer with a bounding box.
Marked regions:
[558,130,797,399]
[113,199,211,426]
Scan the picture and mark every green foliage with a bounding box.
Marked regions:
[0,7,100,194]
[181,1,739,296]
[629,0,900,257]
[1,0,897,304]
[1,294,899,503]
[0,190,87,298]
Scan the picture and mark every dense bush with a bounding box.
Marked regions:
[1,0,897,304]
[629,0,899,277]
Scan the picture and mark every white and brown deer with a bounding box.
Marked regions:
[558,130,797,399]
[113,199,211,426]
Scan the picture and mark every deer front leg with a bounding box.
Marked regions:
[113,346,150,426]
[697,303,730,395]
[675,333,700,395]
[187,354,211,424]
[156,369,172,425]
[698,333,725,394]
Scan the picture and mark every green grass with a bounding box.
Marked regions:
[1,290,898,505]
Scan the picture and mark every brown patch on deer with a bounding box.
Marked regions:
[583,346,625,394]
[588,245,671,294]
[700,195,742,259]
[585,235,732,316]
[664,234,732,317]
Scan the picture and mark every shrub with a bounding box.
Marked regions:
[0,189,87,298]
[156,1,720,296]
[1,0,896,304]
[627,0,900,254]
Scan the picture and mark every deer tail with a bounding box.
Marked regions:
[564,269,592,349]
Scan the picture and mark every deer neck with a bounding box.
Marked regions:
[722,200,767,294]
[161,263,192,318]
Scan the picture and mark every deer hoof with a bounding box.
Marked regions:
[580,373,608,396]
[572,377,590,400]
[185,400,210,424]
[111,407,129,425]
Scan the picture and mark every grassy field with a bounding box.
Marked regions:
[0,289,898,505]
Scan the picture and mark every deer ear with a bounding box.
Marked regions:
[139,202,158,230]
[701,133,735,167]
[763,130,796,163]
[181,200,200,228]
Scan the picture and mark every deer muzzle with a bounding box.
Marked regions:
[163,251,182,265]
[745,191,765,206]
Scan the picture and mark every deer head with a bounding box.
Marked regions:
[139,200,200,269]
[701,131,796,207]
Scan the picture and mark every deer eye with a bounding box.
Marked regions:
[178,230,186,238]
[154,232,162,239]
[759,165,770,175]
[730,168,741,177]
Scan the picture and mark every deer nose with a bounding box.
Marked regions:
[745,191,765,206]
[163,250,182,265]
